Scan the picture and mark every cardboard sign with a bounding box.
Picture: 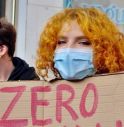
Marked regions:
[0,73,124,127]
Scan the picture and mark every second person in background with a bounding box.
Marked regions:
[0,18,40,81]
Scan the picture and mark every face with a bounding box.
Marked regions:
[54,21,95,80]
[56,20,92,50]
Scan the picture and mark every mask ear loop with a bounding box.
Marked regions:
[52,67,61,79]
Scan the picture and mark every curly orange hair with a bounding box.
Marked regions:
[36,8,124,78]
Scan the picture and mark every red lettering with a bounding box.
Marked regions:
[96,120,123,127]
[96,123,101,127]
[116,120,122,127]
[31,86,52,126]
[0,86,28,127]
[56,84,78,123]
[0,120,28,127]
[80,83,98,117]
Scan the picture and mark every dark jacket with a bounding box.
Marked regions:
[8,57,40,80]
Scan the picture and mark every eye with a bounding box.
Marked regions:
[78,40,91,45]
[57,40,66,45]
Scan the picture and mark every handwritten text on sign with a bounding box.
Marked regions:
[0,74,124,127]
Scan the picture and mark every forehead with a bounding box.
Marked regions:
[58,20,84,37]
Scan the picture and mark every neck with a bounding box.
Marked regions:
[0,56,15,81]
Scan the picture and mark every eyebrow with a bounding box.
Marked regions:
[75,36,89,40]
[58,35,89,40]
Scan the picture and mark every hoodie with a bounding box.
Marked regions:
[8,57,40,80]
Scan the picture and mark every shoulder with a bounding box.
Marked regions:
[9,57,40,80]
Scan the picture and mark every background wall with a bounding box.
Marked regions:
[15,0,63,67]
[0,0,5,17]
[64,0,124,31]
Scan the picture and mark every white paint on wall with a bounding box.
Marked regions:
[14,0,63,66]
[25,0,63,66]
[28,0,63,7]
[15,0,27,60]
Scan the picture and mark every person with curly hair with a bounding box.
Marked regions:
[36,8,124,81]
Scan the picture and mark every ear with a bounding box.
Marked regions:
[0,45,8,57]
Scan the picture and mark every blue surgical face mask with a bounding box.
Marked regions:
[53,48,95,80]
